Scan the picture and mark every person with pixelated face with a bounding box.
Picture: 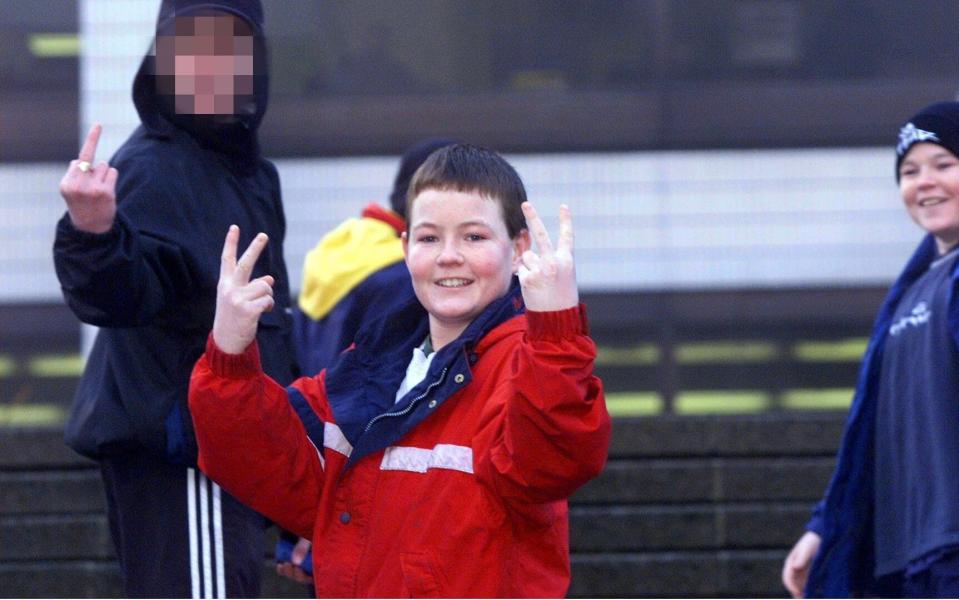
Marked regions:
[153,12,255,117]
[54,1,290,597]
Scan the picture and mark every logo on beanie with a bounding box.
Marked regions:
[897,123,939,156]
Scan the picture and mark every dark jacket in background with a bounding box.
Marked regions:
[804,234,959,597]
[292,203,414,376]
[53,0,295,467]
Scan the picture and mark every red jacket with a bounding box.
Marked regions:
[189,302,610,598]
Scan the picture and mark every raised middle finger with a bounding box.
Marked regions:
[78,123,102,164]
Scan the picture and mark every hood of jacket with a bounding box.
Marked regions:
[132,0,269,172]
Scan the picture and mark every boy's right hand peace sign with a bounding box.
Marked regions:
[212,226,275,354]
[59,123,119,234]
[517,202,579,312]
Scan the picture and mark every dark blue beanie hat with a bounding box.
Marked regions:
[389,138,457,218]
[896,101,959,181]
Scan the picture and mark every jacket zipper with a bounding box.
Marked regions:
[363,367,449,433]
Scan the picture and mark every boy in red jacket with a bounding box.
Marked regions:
[189,143,611,597]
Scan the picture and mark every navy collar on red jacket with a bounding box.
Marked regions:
[323,278,525,468]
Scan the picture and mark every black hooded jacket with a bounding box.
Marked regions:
[53,0,295,465]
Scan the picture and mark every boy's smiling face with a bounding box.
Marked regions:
[403,188,529,348]
[899,142,959,253]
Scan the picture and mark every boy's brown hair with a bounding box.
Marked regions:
[407,144,527,238]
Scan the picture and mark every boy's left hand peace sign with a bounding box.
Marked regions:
[517,202,579,312]
[212,225,275,354]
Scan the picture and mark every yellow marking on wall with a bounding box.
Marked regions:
[596,345,661,366]
[28,33,80,57]
[0,404,66,427]
[28,354,84,377]
[781,388,853,411]
[0,355,15,378]
[605,392,663,417]
[792,338,868,362]
[675,342,779,364]
[675,390,771,414]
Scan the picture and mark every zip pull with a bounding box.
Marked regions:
[363,367,449,433]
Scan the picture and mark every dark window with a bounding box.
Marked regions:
[0,1,78,162]
[260,0,959,156]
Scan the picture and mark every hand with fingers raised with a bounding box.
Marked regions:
[58,123,119,234]
[213,226,276,354]
[517,202,579,312]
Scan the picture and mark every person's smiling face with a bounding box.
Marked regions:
[403,188,529,349]
[899,142,959,253]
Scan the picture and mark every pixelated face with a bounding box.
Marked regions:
[154,12,255,116]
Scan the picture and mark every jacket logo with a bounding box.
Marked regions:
[889,301,930,336]
[897,123,939,155]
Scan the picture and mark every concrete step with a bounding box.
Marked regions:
[0,413,846,467]
[0,471,104,515]
[0,552,789,599]
[569,503,809,552]
[608,414,844,458]
[0,560,309,599]
[1,502,813,561]
[0,428,93,470]
[573,456,834,504]
[0,455,833,516]
[569,550,788,598]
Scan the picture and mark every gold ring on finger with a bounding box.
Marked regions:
[77,160,92,173]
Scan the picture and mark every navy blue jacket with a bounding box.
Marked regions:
[53,0,295,466]
[804,234,959,597]
[292,204,414,376]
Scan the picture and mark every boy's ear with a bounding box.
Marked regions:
[401,231,410,260]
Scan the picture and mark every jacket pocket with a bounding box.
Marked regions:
[400,551,447,598]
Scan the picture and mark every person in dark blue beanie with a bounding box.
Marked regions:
[895,102,959,182]
[54,1,293,597]
[784,101,959,598]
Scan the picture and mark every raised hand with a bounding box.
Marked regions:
[58,123,118,233]
[212,226,275,354]
[517,202,579,312]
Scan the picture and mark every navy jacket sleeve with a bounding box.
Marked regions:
[53,159,196,328]
[806,499,825,535]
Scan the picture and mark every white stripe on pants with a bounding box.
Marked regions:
[187,468,226,599]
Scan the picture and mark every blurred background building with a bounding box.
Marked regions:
[10,0,959,301]
[5,0,958,415]
[2,1,959,596]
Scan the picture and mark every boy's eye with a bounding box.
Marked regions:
[466,233,486,242]
[936,161,956,171]
[417,235,438,243]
